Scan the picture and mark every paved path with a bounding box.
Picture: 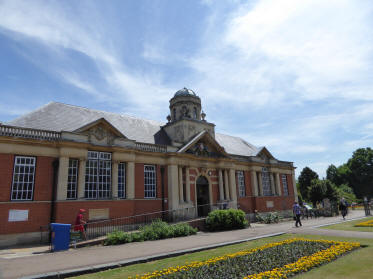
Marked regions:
[0,210,371,279]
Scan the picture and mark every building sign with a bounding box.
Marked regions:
[8,210,29,222]
[266,201,274,208]
[89,208,109,220]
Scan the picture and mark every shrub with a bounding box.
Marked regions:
[104,219,197,245]
[256,212,282,224]
[104,230,132,245]
[206,209,248,231]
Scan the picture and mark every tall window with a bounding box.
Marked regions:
[262,167,272,196]
[67,159,79,199]
[282,174,289,196]
[193,107,197,119]
[11,156,36,200]
[237,171,246,197]
[85,151,112,199]
[144,165,156,198]
[118,162,126,198]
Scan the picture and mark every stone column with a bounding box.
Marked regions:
[112,161,119,199]
[276,173,282,196]
[126,162,135,199]
[224,169,230,200]
[251,170,258,197]
[186,167,191,203]
[218,169,224,200]
[229,169,237,202]
[178,166,184,203]
[258,172,263,196]
[78,158,86,199]
[168,165,179,210]
[270,173,276,196]
[57,156,69,200]
[291,170,298,202]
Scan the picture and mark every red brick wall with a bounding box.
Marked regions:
[0,154,56,234]
[245,171,252,197]
[34,156,55,201]
[0,153,14,201]
[254,196,294,212]
[0,202,51,234]
[286,174,295,197]
[54,200,136,225]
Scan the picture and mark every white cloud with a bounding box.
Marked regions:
[0,0,172,121]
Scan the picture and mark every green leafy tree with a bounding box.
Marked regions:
[326,164,338,184]
[308,179,326,207]
[335,183,357,204]
[324,180,338,202]
[298,167,319,201]
[347,147,373,198]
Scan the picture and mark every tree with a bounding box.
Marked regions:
[326,164,338,184]
[308,179,326,207]
[326,164,350,187]
[335,184,357,205]
[298,167,319,201]
[347,148,373,199]
[324,180,338,202]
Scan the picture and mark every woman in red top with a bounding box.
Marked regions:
[74,209,87,240]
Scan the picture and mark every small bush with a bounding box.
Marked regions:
[104,230,132,245]
[104,219,197,245]
[256,212,282,224]
[206,209,248,231]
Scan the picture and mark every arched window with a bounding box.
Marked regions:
[173,108,176,120]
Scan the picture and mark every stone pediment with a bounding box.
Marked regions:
[256,147,275,162]
[74,118,127,146]
[178,130,228,158]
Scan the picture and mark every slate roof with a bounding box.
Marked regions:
[8,102,260,157]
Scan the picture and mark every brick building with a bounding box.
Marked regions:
[0,88,297,246]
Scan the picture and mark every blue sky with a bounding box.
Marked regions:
[1,0,373,178]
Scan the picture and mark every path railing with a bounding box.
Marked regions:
[84,201,238,240]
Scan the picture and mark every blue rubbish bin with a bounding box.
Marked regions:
[51,223,71,251]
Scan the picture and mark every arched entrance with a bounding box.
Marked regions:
[196,176,210,217]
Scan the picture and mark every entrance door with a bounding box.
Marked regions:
[196,176,210,217]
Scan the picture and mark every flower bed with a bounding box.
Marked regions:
[354,219,373,227]
[130,238,360,279]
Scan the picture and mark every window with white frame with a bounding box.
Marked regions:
[262,167,272,196]
[144,165,156,198]
[236,171,246,197]
[282,174,289,196]
[85,151,112,199]
[11,156,36,201]
[67,159,79,199]
[118,162,126,198]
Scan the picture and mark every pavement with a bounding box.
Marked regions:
[0,210,371,279]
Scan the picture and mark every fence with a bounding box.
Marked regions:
[38,201,239,244]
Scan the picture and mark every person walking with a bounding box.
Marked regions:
[74,209,87,240]
[339,198,348,220]
[293,201,302,227]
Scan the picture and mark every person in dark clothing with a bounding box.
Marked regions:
[293,201,302,227]
[339,198,348,220]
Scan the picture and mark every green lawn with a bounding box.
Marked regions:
[321,216,373,232]
[73,234,373,279]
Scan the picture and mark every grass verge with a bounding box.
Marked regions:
[73,234,373,279]
[321,216,373,232]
